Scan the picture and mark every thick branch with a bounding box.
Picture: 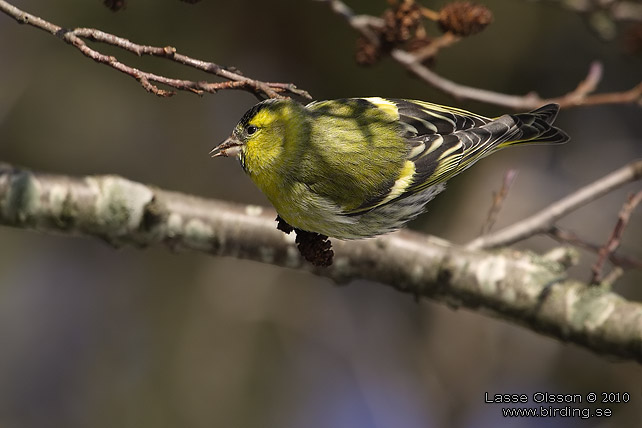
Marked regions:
[1,163,642,362]
[0,0,310,99]
[468,159,642,250]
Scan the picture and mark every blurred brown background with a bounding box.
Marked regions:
[1,0,641,427]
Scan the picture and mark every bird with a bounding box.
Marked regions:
[211,97,569,240]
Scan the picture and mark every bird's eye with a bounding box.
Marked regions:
[246,125,258,135]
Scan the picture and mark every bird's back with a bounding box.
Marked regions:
[297,98,410,212]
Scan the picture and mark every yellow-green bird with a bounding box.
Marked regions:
[212,97,569,239]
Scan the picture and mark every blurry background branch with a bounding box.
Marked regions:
[320,0,642,110]
[1,162,642,362]
[480,168,518,236]
[589,190,642,285]
[470,159,642,284]
[535,0,642,41]
[548,227,642,271]
[0,0,310,99]
[468,159,642,249]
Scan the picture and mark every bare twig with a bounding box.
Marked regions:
[601,267,625,289]
[571,82,642,106]
[412,31,461,63]
[591,190,642,284]
[420,6,440,22]
[2,162,642,362]
[548,226,642,270]
[467,159,642,249]
[0,1,311,99]
[321,0,642,110]
[480,169,518,235]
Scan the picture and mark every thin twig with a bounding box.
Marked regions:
[420,6,440,22]
[321,0,642,110]
[591,190,642,284]
[467,159,642,249]
[0,1,311,99]
[547,227,642,270]
[412,32,461,63]
[480,169,518,235]
[601,267,625,289]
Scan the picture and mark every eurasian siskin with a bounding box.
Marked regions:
[212,97,569,239]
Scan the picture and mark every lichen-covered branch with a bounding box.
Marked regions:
[1,162,642,362]
[0,0,310,99]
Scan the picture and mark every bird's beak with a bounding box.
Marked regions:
[210,135,243,158]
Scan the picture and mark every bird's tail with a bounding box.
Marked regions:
[453,103,569,172]
[495,103,570,148]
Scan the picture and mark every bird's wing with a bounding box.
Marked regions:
[329,99,566,216]
[345,98,493,214]
[392,99,504,192]
[402,102,568,193]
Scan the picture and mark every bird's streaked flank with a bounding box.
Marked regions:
[212,98,569,239]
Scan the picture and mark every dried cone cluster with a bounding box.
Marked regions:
[276,216,334,267]
[295,230,334,267]
[356,0,427,66]
[355,36,384,66]
[382,0,424,44]
[356,0,492,66]
[103,0,126,11]
[438,1,493,36]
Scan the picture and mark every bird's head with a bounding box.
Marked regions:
[211,98,303,174]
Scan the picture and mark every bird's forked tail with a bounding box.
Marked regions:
[496,103,570,148]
